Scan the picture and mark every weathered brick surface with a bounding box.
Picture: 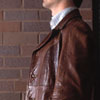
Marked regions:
[5,57,31,67]
[4,10,39,21]
[0,46,19,56]
[24,0,42,9]
[0,32,2,45]
[0,11,3,20]
[0,93,20,100]
[22,69,29,79]
[0,81,14,91]
[0,69,20,79]
[3,32,38,45]
[14,81,27,91]
[39,10,51,20]
[21,45,37,56]
[39,33,48,43]
[0,0,21,9]
[0,57,3,67]
[23,22,50,32]
[0,0,93,100]
[80,0,92,8]
[0,22,21,32]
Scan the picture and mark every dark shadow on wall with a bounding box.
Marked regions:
[93,0,100,100]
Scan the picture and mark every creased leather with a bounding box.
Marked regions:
[25,9,95,100]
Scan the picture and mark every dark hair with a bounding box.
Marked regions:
[73,0,83,8]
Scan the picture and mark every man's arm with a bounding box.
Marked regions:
[51,24,94,100]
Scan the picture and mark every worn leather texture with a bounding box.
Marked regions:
[25,9,95,100]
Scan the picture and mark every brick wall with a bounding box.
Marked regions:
[0,0,92,100]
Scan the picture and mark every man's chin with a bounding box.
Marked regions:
[42,3,51,9]
[42,3,47,8]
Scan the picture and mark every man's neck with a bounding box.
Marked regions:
[50,1,75,16]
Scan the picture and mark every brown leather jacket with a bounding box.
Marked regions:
[26,9,95,100]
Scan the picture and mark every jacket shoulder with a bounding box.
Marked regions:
[60,18,94,51]
[62,18,93,38]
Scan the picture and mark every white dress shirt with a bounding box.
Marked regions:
[50,7,77,30]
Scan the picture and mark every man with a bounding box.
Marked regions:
[26,0,95,100]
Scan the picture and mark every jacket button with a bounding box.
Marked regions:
[30,72,36,79]
[31,74,35,78]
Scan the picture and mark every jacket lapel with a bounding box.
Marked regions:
[32,9,82,53]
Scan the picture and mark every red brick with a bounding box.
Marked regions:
[0,57,3,67]
[0,46,19,56]
[0,11,3,20]
[80,9,92,20]
[14,81,27,91]
[0,93,20,100]
[3,32,38,45]
[4,10,38,21]
[22,69,29,79]
[0,22,21,32]
[39,10,51,20]
[0,32,2,45]
[5,57,31,67]
[21,45,37,56]
[23,22,50,32]
[0,0,21,9]
[0,81,14,91]
[80,0,92,8]
[24,0,42,9]
[39,33,48,43]
[0,69,20,79]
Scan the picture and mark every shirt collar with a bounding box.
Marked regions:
[50,7,77,30]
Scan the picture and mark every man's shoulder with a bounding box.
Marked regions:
[62,18,92,37]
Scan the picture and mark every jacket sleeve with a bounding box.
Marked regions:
[51,26,95,100]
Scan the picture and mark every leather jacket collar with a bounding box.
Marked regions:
[33,9,82,53]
